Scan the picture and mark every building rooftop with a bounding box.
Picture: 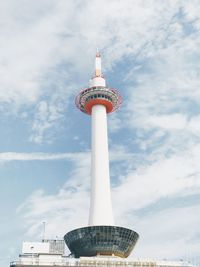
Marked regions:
[10,240,195,267]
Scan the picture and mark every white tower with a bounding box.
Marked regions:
[75,53,122,226]
[89,54,114,226]
[65,53,138,258]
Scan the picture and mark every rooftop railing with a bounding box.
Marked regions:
[10,259,193,267]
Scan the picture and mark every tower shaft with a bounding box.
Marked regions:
[89,104,114,226]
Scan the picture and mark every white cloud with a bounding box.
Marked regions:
[0,152,85,162]
[133,204,200,260]
[147,114,187,131]
[0,149,133,163]
[113,143,200,222]
[17,152,91,241]
[1,0,195,142]
[30,100,65,144]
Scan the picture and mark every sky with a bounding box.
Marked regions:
[0,0,200,266]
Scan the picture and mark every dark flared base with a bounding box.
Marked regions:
[64,225,139,258]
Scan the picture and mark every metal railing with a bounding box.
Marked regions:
[10,260,194,267]
[10,260,77,266]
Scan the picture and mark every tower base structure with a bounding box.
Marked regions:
[64,226,139,258]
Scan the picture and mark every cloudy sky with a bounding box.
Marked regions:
[1,0,200,266]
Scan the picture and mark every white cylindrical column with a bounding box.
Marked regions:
[88,104,114,226]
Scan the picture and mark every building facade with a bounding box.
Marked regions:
[11,241,193,267]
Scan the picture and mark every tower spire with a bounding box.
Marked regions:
[89,52,106,87]
[95,50,101,77]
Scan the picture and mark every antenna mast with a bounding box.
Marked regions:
[42,221,46,241]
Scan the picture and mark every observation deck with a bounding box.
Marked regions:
[64,226,139,258]
[75,86,122,115]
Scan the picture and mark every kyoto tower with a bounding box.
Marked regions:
[64,53,139,258]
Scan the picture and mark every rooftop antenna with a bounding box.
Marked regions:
[42,221,46,241]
